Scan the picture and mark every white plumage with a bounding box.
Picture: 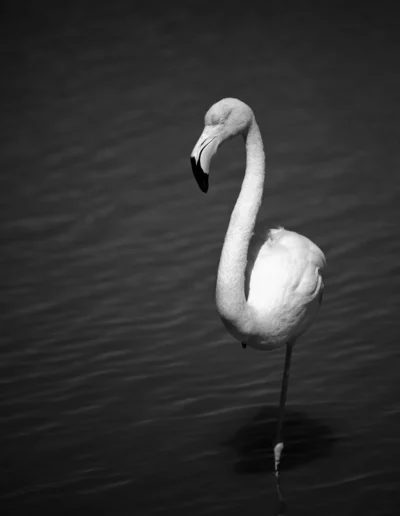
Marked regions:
[190,98,326,496]
[246,228,325,350]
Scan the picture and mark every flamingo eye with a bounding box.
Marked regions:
[220,117,226,124]
[210,114,219,125]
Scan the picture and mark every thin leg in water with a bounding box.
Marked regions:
[273,341,294,508]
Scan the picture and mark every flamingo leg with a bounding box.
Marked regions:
[273,341,294,511]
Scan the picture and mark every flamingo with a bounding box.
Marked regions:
[190,98,326,495]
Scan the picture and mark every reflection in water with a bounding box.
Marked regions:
[225,407,337,474]
[225,406,338,514]
[1,2,400,515]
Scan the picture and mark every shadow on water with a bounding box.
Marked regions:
[223,406,338,475]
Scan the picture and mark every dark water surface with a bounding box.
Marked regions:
[1,2,400,515]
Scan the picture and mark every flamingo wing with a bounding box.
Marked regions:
[246,228,326,343]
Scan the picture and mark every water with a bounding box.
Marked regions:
[1,2,400,514]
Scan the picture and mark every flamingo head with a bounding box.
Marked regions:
[190,98,254,193]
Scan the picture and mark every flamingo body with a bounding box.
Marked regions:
[243,227,325,350]
[190,98,326,489]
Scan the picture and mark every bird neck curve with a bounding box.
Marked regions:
[216,119,265,336]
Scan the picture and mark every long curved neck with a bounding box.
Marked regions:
[216,120,265,335]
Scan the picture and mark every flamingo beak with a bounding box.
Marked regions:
[190,129,220,193]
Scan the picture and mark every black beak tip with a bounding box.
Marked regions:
[190,156,209,193]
